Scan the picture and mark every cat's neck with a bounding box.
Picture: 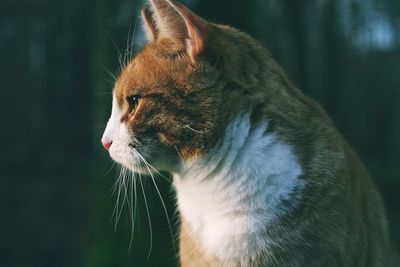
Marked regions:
[172,114,305,261]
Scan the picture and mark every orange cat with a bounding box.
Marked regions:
[101,0,399,266]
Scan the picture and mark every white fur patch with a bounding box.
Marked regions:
[102,96,139,168]
[102,97,121,146]
[173,114,304,261]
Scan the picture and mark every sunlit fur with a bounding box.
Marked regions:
[102,0,399,266]
[174,114,304,264]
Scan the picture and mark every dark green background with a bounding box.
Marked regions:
[1,0,399,266]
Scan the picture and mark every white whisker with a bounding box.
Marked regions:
[138,169,153,262]
[108,163,122,197]
[105,30,124,73]
[174,146,184,162]
[184,124,205,134]
[104,160,116,178]
[123,24,132,68]
[113,166,130,230]
[136,152,171,182]
[124,168,135,252]
[111,165,124,228]
[128,165,139,252]
[106,69,117,82]
[129,16,139,60]
[136,153,176,251]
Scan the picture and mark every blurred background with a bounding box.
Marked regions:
[1,0,399,266]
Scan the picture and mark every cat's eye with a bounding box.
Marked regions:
[126,95,140,112]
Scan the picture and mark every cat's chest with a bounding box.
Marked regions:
[173,119,304,261]
[174,176,267,260]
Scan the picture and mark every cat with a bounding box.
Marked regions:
[101,0,399,266]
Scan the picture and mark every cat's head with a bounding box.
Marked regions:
[101,0,268,174]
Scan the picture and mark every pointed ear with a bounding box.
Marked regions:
[150,0,209,63]
[149,0,188,41]
[166,0,209,62]
[141,7,158,42]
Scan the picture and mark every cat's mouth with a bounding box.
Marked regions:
[126,164,156,175]
[128,144,166,175]
[126,150,157,175]
[107,143,153,175]
[114,156,158,175]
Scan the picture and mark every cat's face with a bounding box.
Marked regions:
[102,0,225,173]
[101,0,259,173]
[102,42,220,173]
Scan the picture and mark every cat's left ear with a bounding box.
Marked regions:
[141,7,158,42]
[166,0,209,63]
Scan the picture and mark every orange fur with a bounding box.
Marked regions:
[106,1,400,266]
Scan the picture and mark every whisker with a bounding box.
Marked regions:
[111,165,125,227]
[184,124,206,134]
[117,167,130,226]
[138,168,153,262]
[174,146,184,162]
[97,75,116,87]
[105,30,124,73]
[106,69,117,82]
[128,165,139,252]
[104,161,116,178]
[124,168,135,252]
[113,166,129,230]
[138,155,177,251]
[108,163,123,197]
[135,152,171,182]
[129,16,139,60]
[115,167,126,227]
[121,15,140,71]
[123,23,132,68]
[95,91,113,97]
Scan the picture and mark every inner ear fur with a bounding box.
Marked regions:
[141,7,158,42]
[166,0,209,62]
[147,0,209,63]
[149,0,188,41]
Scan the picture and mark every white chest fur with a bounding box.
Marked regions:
[173,114,304,261]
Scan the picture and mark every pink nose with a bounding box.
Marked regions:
[102,140,112,151]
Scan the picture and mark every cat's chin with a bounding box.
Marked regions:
[127,164,157,175]
[110,158,157,175]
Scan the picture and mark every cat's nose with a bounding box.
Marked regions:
[102,139,113,151]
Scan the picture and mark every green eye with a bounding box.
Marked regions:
[127,95,140,111]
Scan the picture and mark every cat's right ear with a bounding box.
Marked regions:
[141,7,158,42]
